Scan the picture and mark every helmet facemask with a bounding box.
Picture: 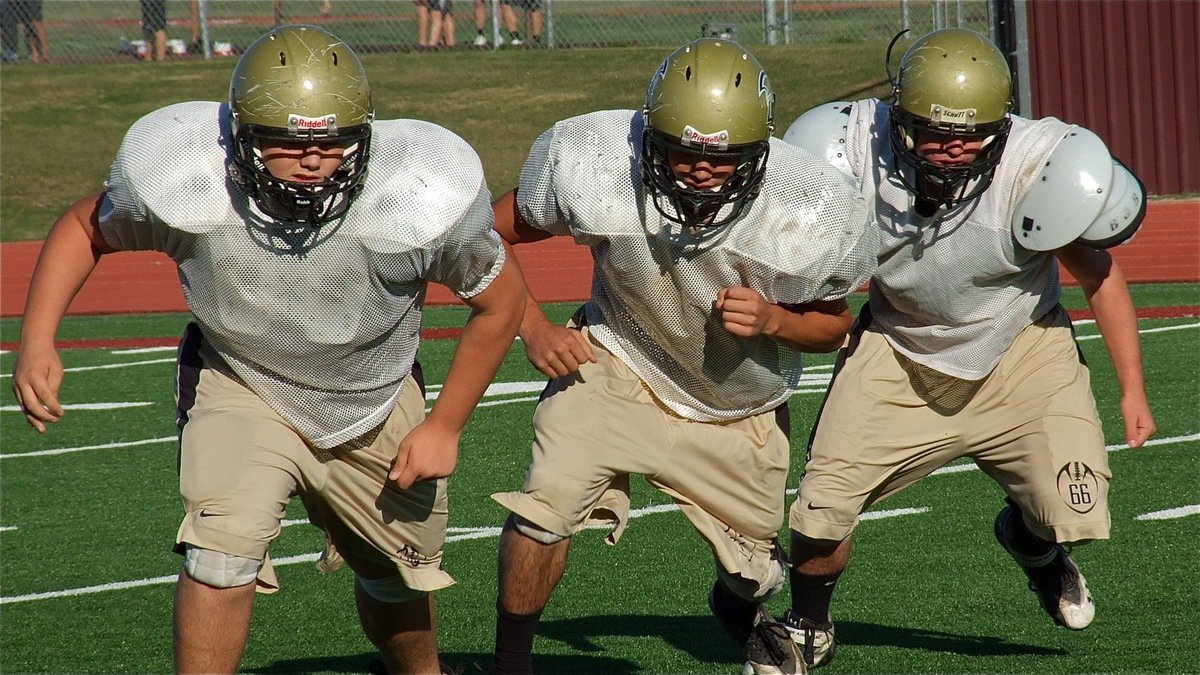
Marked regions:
[231,122,371,226]
[640,38,774,234]
[228,24,374,228]
[640,127,769,230]
[889,106,1010,213]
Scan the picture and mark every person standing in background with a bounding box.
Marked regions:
[1,0,49,63]
[140,0,167,61]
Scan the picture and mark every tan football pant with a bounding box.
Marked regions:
[790,306,1111,545]
[493,326,790,598]
[175,362,454,594]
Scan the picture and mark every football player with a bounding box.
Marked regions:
[487,38,877,675]
[778,28,1155,668]
[10,24,525,674]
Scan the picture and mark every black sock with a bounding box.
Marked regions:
[490,601,542,675]
[710,579,759,645]
[790,568,840,625]
[1004,503,1058,560]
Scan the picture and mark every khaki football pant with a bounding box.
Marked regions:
[493,326,790,597]
[175,333,454,594]
[790,305,1111,545]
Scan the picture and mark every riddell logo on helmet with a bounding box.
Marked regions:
[681,125,729,150]
[288,114,338,133]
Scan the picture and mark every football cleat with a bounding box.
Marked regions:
[781,609,836,668]
[473,34,488,47]
[742,610,807,675]
[708,583,805,674]
[994,503,1095,630]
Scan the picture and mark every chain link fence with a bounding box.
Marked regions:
[1,0,994,65]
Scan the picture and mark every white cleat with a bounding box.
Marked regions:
[995,503,1095,630]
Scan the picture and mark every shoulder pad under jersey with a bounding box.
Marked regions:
[781,101,854,181]
[349,119,486,251]
[1011,126,1146,251]
[117,101,235,234]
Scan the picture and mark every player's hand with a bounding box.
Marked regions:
[1120,392,1156,448]
[716,286,777,338]
[10,342,66,433]
[521,318,595,378]
[388,420,461,490]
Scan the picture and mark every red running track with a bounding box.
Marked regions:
[2,200,1196,318]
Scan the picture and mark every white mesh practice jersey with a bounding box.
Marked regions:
[844,99,1073,380]
[517,109,876,421]
[99,101,505,448]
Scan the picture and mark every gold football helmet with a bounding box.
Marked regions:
[229,24,374,226]
[641,38,774,229]
[888,28,1013,210]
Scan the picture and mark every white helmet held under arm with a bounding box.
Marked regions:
[781,101,854,183]
[1011,126,1146,251]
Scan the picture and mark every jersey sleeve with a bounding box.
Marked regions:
[427,182,506,299]
[515,124,573,237]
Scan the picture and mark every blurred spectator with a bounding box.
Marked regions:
[429,0,456,49]
[500,0,540,47]
[1,0,49,63]
[140,0,167,61]
[187,0,202,54]
[472,0,488,47]
[414,0,430,49]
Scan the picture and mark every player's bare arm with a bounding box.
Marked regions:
[1056,243,1156,447]
[389,255,527,488]
[492,189,595,378]
[12,192,115,432]
[716,287,850,352]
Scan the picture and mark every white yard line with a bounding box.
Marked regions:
[0,357,176,379]
[0,402,153,412]
[6,433,1197,603]
[1135,505,1200,521]
[0,497,931,605]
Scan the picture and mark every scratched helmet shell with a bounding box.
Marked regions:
[229,24,374,226]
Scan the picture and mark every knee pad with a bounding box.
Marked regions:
[717,557,786,603]
[182,544,261,588]
[512,514,568,545]
[355,574,427,604]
